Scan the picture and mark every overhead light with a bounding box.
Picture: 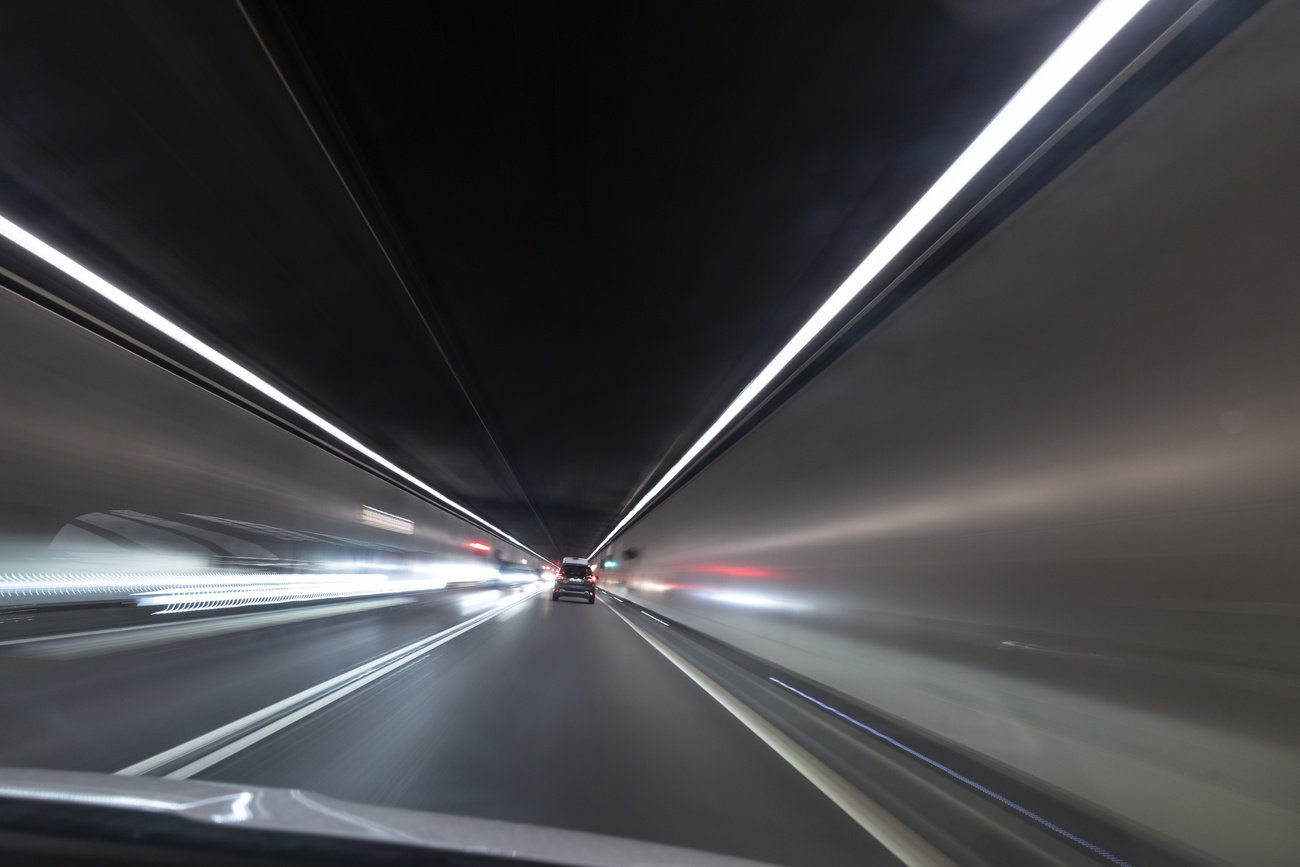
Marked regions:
[590,0,1150,558]
[0,213,546,563]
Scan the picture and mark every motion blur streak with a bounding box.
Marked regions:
[597,4,1300,865]
[590,0,1151,557]
[0,569,517,612]
[359,506,414,534]
[605,599,956,867]
[770,679,1129,867]
[0,3,1292,867]
[0,212,540,559]
[118,586,542,780]
[2,598,411,660]
[2,572,400,608]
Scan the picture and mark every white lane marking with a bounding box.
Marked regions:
[642,611,668,626]
[601,598,956,867]
[0,598,411,659]
[117,587,542,779]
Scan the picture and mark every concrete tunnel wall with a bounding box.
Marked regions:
[597,5,1300,865]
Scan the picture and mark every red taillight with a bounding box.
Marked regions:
[587,575,596,582]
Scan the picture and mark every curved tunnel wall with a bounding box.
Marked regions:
[598,6,1300,865]
[0,277,533,580]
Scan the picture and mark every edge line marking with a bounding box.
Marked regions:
[599,598,956,867]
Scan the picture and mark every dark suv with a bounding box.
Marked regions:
[552,563,596,603]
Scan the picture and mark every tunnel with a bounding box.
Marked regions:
[0,2,1295,866]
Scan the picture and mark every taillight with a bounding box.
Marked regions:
[587,575,596,582]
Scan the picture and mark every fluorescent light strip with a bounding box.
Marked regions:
[0,215,544,561]
[591,0,1150,558]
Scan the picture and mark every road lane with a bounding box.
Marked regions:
[196,594,897,867]
[0,587,533,773]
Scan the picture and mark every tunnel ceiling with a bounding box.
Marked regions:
[0,0,1096,558]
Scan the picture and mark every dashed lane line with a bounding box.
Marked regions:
[117,587,542,779]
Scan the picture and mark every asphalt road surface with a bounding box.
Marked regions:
[0,587,894,867]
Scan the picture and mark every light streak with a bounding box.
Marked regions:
[138,578,398,614]
[590,0,1151,558]
[458,589,504,615]
[360,505,413,534]
[0,570,497,613]
[117,585,543,778]
[706,591,807,611]
[684,563,775,577]
[0,213,543,562]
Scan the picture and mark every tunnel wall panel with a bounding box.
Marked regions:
[0,282,532,574]
[599,5,1300,865]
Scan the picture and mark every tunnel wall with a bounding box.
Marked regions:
[0,279,533,577]
[599,5,1300,865]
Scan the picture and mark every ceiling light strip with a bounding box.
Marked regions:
[591,0,1151,558]
[0,214,544,561]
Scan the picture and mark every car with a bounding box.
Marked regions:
[552,562,597,603]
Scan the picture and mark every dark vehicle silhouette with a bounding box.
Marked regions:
[552,563,596,604]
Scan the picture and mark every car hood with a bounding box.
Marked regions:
[0,767,777,867]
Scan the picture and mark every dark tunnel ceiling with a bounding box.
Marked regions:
[0,0,1096,557]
